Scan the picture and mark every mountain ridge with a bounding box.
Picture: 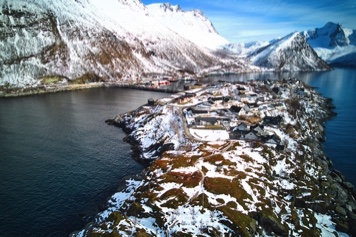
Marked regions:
[303,22,356,66]
[229,22,356,68]
[146,3,228,49]
[247,32,331,71]
[0,1,335,92]
[0,0,246,89]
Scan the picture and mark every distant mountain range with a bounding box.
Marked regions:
[247,32,331,71]
[227,22,356,68]
[303,22,356,67]
[0,0,354,89]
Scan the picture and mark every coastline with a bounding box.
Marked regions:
[75,79,356,236]
[0,83,105,98]
[0,81,182,98]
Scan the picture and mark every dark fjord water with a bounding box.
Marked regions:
[0,88,168,237]
[0,68,355,236]
[302,68,356,186]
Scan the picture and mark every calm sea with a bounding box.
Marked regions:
[0,88,168,237]
[0,68,355,236]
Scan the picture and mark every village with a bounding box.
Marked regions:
[152,78,310,152]
[97,76,356,237]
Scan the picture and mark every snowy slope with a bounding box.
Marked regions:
[248,32,331,71]
[303,22,356,66]
[0,0,239,88]
[223,41,270,57]
[146,3,229,50]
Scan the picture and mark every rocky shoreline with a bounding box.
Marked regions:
[0,83,105,98]
[77,79,355,236]
[0,78,186,98]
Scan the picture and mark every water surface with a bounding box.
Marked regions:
[0,88,168,237]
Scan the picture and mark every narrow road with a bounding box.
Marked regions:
[177,107,206,143]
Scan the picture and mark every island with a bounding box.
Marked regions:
[74,79,356,237]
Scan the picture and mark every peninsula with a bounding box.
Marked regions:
[75,79,356,237]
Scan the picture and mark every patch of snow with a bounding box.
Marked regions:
[190,128,229,141]
[314,213,350,237]
[96,179,142,221]
[147,3,229,50]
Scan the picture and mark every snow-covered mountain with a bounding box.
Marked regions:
[302,22,356,67]
[0,0,240,88]
[1,1,338,90]
[223,41,270,57]
[248,32,331,71]
[146,3,228,50]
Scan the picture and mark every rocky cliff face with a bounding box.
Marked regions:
[305,22,353,47]
[248,32,331,71]
[0,0,242,89]
[303,22,356,66]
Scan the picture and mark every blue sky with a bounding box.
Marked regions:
[141,0,356,43]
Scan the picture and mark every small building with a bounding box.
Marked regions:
[265,134,281,144]
[249,93,258,100]
[263,115,283,126]
[223,96,231,103]
[233,89,240,96]
[190,106,209,114]
[229,129,249,140]
[222,120,230,129]
[276,144,285,151]
[273,103,284,110]
[208,96,223,101]
[195,117,219,126]
[248,102,259,108]
[242,104,250,112]
[176,93,196,104]
[148,98,155,106]
[272,87,280,94]
[266,138,279,145]
[185,92,197,97]
[234,122,248,131]
[237,86,246,91]
[256,97,265,103]
[252,125,267,136]
[230,122,250,139]
[245,131,259,141]
[230,105,242,113]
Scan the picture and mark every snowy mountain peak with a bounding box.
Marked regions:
[101,0,145,8]
[302,22,356,66]
[223,41,269,57]
[305,22,350,47]
[157,3,182,12]
[147,3,228,49]
[249,32,330,71]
